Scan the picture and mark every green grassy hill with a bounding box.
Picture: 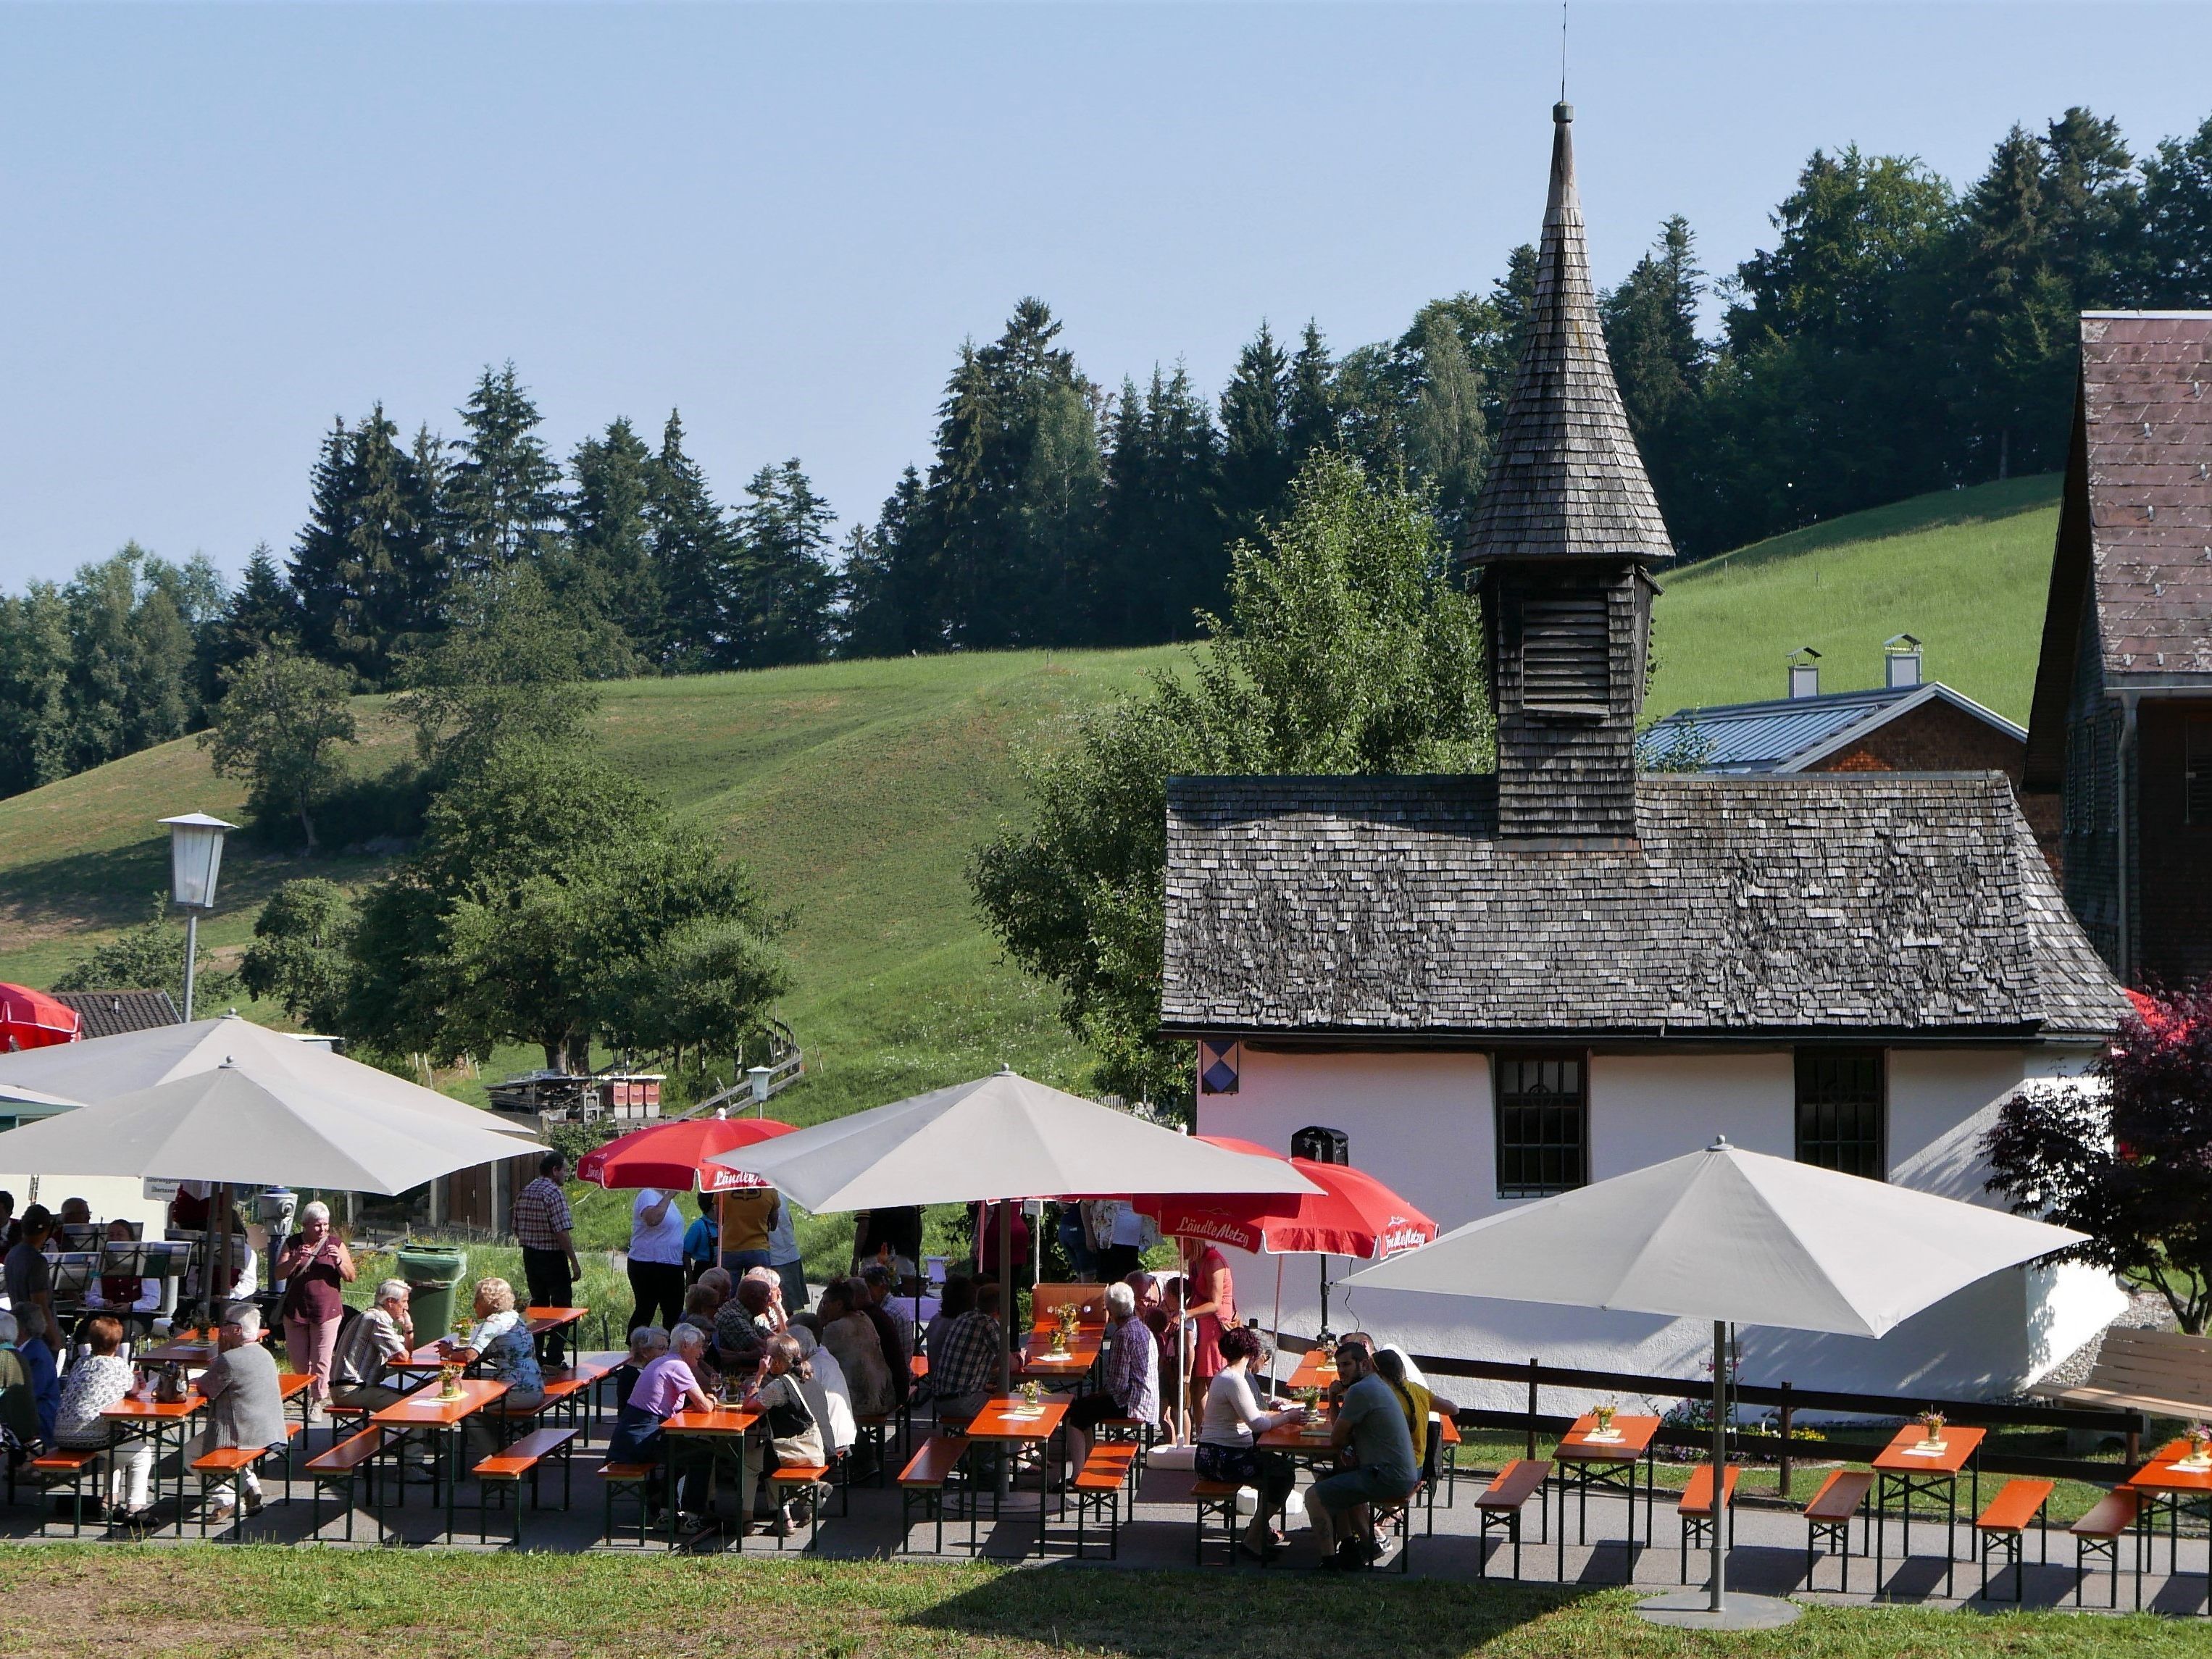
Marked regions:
[1648,473,2061,720]
[0,475,2064,1128]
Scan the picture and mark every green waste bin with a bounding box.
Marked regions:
[396,1245,467,1342]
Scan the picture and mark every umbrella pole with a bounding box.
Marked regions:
[1269,1254,1283,1393]
[1710,1319,1726,1613]
[997,1200,1013,1497]
[1319,1256,1329,1341]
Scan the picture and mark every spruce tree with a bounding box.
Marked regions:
[287,406,441,684]
[1217,321,1293,546]
[207,543,303,684]
[444,362,564,577]
[1954,124,2074,479]
[646,411,737,672]
[0,583,73,795]
[733,459,839,666]
[1285,321,1338,464]
[839,466,935,657]
[1096,366,1222,643]
[564,416,661,663]
[2040,107,2140,304]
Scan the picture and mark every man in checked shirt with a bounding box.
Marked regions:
[509,1152,583,1366]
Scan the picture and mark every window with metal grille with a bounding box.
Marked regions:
[1521,596,1611,711]
[1495,1054,1588,1198]
[1794,1049,1885,1179]
[2188,716,2212,827]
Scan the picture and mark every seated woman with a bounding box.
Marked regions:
[1195,1324,1304,1563]
[609,1323,724,1525]
[677,1282,722,1338]
[52,1314,153,1529]
[748,1332,827,1535]
[612,1325,668,1415]
[818,1281,895,1420]
[788,1322,856,1468]
[441,1276,545,1458]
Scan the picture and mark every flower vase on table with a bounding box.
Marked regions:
[437,1363,464,1402]
[1592,1404,1618,1439]
[1916,1410,1947,1453]
[2181,1425,2212,1472]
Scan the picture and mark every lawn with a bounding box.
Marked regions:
[1647,474,2060,723]
[2,1547,2205,1659]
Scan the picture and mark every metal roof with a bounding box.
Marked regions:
[1638,683,2025,774]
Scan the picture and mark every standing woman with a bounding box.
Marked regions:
[627,1187,688,1336]
[276,1201,354,1420]
[1181,1235,1237,1404]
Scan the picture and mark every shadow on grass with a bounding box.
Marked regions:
[0,837,391,939]
[908,1558,1607,1659]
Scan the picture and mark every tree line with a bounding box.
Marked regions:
[7,102,2212,806]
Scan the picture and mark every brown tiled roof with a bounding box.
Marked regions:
[49,990,180,1040]
[1458,104,1674,569]
[1160,772,2127,1042]
[2079,312,2212,679]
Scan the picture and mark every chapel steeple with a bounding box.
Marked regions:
[1461,102,1675,842]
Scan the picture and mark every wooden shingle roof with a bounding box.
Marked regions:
[1458,104,1674,569]
[2076,312,2212,679]
[1160,772,2127,1042]
[49,990,180,1040]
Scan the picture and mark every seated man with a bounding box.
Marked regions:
[193,1303,288,1524]
[330,1279,415,1413]
[1306,1340,1418,1570]
[860,1261,915,1371]
[1061,1281,1158,1483]
[924,1279,1004,1426]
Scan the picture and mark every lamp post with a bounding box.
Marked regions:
[160,814,235,1021]
[746,1064,774,1118]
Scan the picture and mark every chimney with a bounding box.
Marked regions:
[1787,646,1822,700]
[1884,633,1923,689]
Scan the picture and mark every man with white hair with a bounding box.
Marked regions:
[1058,1279,1158,1485]
[331,1279,415,1413]
[191,1303,288,1524]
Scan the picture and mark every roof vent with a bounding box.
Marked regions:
[1884,634,1923,689]
[1787,645,1822,701]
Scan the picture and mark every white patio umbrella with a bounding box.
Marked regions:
[1340,1136,2086,1629]
[0,1013,541,1140]
[0,1061,540,1196]
[709,1067,1319,1447]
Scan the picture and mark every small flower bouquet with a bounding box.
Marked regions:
[2181,1423,2212,1471]
[1021,1379,1042,1407]
[1915,1409,1947,1451]
[1592,1402,1619,1438]
[437,1361,464,1402]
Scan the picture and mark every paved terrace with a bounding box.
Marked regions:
[9,1402,2205,1619]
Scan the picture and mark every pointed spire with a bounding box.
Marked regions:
[1460,102,1674,567]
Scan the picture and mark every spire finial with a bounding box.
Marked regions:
[1560,0,1568,104]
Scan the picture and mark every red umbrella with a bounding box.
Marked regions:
[0,985,80,1053]
[577,1115,797,1192]
[1141,1134,1437,1260]
[1139,1134,1437,1393]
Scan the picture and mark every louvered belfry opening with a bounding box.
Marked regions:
[1458,102,1674,842]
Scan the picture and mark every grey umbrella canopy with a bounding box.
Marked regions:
[1342,1137,2086,1627]
[708,1067,1320,1212]
[0,1014,540,1140]
[711,1068,1319,1426]
[0,1061,538,1197]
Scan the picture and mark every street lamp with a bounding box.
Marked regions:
[747,1064,774,1118]
[160,813,235,1021]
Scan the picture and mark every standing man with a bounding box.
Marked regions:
[4,1204,61,1439]
[511,1152,582,1367]
[719,1182,779,1275]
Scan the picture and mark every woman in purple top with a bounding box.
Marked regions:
[275,1202,354,1417]
[607,1325,733,1527]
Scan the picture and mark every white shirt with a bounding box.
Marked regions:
[798,1340,858,1453]
[628,1190,687,1266]
[1198,1367,1268,1449]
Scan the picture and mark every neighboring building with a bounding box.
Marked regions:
[1159,104,2130,1400]
[49,989,182,1040]
[2023,312,2212,988]
[1640,648,2027,782]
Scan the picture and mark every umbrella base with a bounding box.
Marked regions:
[1634,1591,1802,1631]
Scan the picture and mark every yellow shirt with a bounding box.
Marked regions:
[719,1187,780,1255]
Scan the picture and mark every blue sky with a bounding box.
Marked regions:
[5,2,2211,591]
